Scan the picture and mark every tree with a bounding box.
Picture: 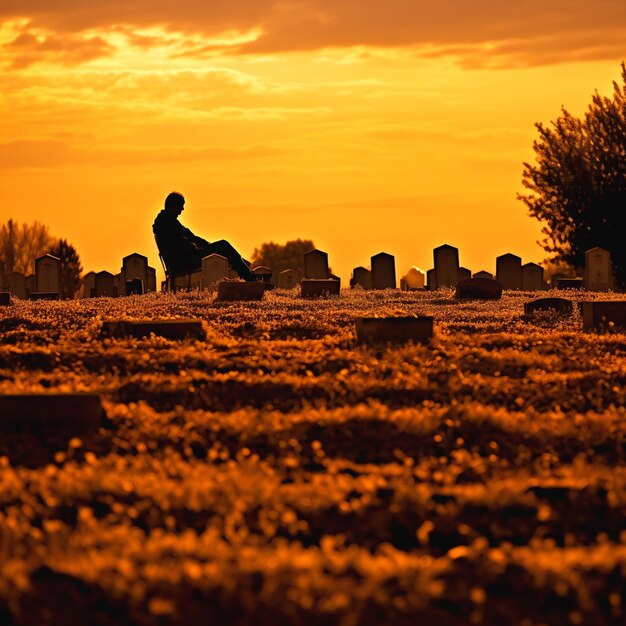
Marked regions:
[48,239,83,298]
[250,239,317,281]
[519,62,626,287]
[0,219,54,275]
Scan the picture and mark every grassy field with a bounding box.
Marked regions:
[0,288,625,625]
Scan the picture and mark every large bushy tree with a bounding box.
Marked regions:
[48,238,83,298]
[0,219,54,275]
[519,62,626,287]
[250,239,316,281]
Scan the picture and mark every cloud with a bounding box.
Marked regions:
[2,0,626,68]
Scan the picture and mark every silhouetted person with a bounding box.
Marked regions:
[153,191,257,280]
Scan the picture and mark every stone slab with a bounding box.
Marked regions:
[582,301,626,331]
[455,278,503,300]
[101,319,206,340]
[217,281,266,302]
[0,393,102,435]
[301,279,340,298]
[355,316,433,345]
[524,297,573,316]
[0,292,10,306]
[28,292,60,301]
[557,278,584,290]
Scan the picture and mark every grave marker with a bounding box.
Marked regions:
[400,267,425,290]
[550,273,566,289]
[524,297,573,316]
[25,274,36,295]
[371,252,396,289]
[122,253,148,295]
[352,267,372,290]
[426,269,435,290]
[101,319,206,340]
[35,254,61,294]
[496,253,522,290]
[584,247,611,291]
[304,249,329,279]
[582,301,626,331]
[455,278,503,300]
[94,271,116,297]
[202,254,229,288]
[473,271,493,279]
[434,244,459,288]
[0,292,10,306]
[80,272,96,298]
[277,269,300,289]
[217,281,266,302]
[147,267,157,292]
[6,271,26,299]
[301,279,340,298]
[557,277,583,290]
[126,279,144,295]
[458,267,471,282]
[521,263,544,291]
[355,316,433,345]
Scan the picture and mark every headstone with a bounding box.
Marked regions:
[304,249,329,279]
[114,273,123,296]
[101,319,206,340]
[253,266,272,281]
[147,267,157,292]
[458,267,471,282]
[122,253,148,293]
[0,394,102,436]
[202,254,229,288]
[582,301,626,331]
[94,271,116,297]
[400,267,425,290]
[0,292,10,306]
[426,269,436,290]
[584,248,611,292]
[371,252,396,289]
[473,271,493,279]
[557,277,583,290]
[496,254,522,290]
[174,270,202,290]
[521,263,544,291]
[0,260,4,289]
[455,278,503,300]
[6,272,26,299]
[550,273,566,289]
[352,267,372,290]
[35,254,61,294]
[434,245,459,288]
[217,281,266,302]
[277,269,300,290]
[524,297,573,316]
[355,316,433,345]
[25,274,36,295]
[301,279,340,298]
[28,292,60,301]
[126,279,144,295]
[80,272,96,298]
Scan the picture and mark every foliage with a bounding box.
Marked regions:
[250,239,316,280]
[520,62,626,287]
[48,238,83,298]
[0,218,54,275]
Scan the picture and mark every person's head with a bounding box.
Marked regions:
[164,191,185,216]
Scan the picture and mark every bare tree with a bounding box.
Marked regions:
[0,219,55,275]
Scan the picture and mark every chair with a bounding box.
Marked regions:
[155,235,198,292]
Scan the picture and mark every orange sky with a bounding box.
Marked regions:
[1,1,626,283]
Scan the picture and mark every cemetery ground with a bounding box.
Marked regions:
[0,287,625,626]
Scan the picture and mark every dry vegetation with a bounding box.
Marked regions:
[0,287,625,625]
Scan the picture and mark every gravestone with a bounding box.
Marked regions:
[80,272,96,298]
[557,277,583,290]
[122,253,148,295]
[473,270,493,279]
[550,273,566,289]
[304,249,329,279]
[496,253,522,290]
[455,278,503,300]
[147,267,157,292]
[434,244,459,288]
[94,271,116,297]
[355,316,433,345]
[371,252,396,289]
[524,297,573,316]
[521,263,544,291]
[174,270,202,290]
[6,272,26,299]
[582,301,626,331]
[585,247,611,291]
[202,254,229,288]
[0,292,10,306]
[35,254,61,294]
[25,274,36,295]
[400,267,425,290]
[277,269,300,289]
[458,267,471,282]
[426,269,436,290]
[126,279,144,295]
[101,319,206,340]
[217,281,266,302]
[0,260,4,288]
[352,267,372,290]
[301,279,340,298]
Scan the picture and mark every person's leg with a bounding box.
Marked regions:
[202,240,257,281]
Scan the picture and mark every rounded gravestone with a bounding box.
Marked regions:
[524,297,573,316]
[455,278,503,300]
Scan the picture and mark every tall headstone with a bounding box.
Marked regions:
[352,267,372,289]
[6,272,26,299]
[202,254,229,288]
[496,253,522,290]
[35,254,61,294]
[0,261,4,289]
[277,269,300,289]
[80,272,96,298]
[458,267,471,282]
[584,247,611,292]
[122,253,148,295]
[434,245,459,288]
[253,266,273,283]
[371,252,396,289]
[473,270,493,279]
[426,269,435,290]
[521,263,544,291]
[94,271,116,297]
[400,267,425,290]
[25,274,36,295]
[304,249,329,279]
[147,267,157,292]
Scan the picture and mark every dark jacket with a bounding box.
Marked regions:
[153,210,210,254]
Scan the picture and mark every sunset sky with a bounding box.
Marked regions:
[2,1,626,282]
